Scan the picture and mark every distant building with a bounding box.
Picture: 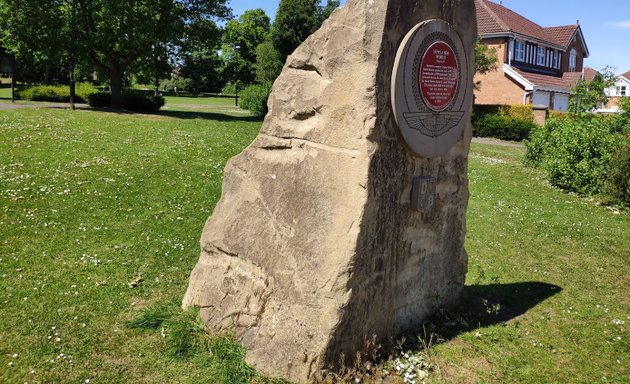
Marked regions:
[474,0,591,111]
[604,70,630,108]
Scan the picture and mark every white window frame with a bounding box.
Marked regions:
[569,48,577,71]
[536,47,546,66]
[515,40,525,61]
[621,86,627,96]
[552,51,559,69]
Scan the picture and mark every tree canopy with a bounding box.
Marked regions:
[221,8,271,87]
[1,0,230,107]
[270,0,339,61]
[74,0,230,107]
[1,0,347,107]
[569,67,617,113]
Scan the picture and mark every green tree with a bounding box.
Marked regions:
[317,0,340,24]
[74,0,229,108]
[181,49,224,93]
[474,39,498,90]
[270,0,319,60]
[1,0,230,107]
[0,0,70,83]
[569,67,617,113]
[268,0,339,74]
[222,8,271,86]
[254,40,283,85]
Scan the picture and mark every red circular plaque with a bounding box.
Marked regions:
[419,41,459,111]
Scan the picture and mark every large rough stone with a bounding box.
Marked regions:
[183,0,476,381]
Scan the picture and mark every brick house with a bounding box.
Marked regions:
[474,0,590,111]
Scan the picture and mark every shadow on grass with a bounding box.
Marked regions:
[81,106,264,123]
[419,282,562,342]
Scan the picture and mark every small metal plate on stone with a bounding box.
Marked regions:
[391,19,471,158]
[411,176,436,213]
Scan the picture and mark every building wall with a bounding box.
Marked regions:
[561,32,586,73]
[606,97,622,108]
[605,77,630,97]
[474,39,527,105]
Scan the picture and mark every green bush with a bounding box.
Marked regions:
[525,115,622,196]
[160,77,192,93]
[239,84,270,117]
[473,104,535,122]
[18,83,97,103]
[122,92,165,112]
[472,104,536,141]
[87,91,165,112]
[498,104,535,122]
[605,134,630,206]
[87,92,111,108]
[222,83,237,96]
[548,110,570,121]
[473,114,536,141]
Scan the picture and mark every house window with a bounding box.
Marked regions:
[553,51,560,69]
[515,40,525,61]
[620,86,627,96]
[537,47,546,66]
[569,48,577,71]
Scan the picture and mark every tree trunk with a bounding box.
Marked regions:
[110,72,123,109]
[44,61,51,84]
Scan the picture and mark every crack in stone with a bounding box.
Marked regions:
[258,133,361,156]
[288,61,324,78]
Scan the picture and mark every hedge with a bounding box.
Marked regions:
[88,92,165,112]
[472,104,537,141]
[473,104,535,122]
[18,83,98,103]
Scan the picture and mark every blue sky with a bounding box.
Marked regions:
[227,0,630,74]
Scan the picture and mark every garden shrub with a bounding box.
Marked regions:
[473,104,535,122]
[221,83,237,96]
[239,84,270,117]
[19,83,97,103]
[548,110,570,121]
[160,77,192,93]
[473,114,536,141]
[87,92,111,108]
[472,104,536,141]
[525,115,623,196]
[87,91,165,112]
[497,104,535,122]
[122,92,165,112]
[605,134,630,206]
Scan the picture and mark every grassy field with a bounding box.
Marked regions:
[428,144,628,383]
[1,107,628,383]
[0,86,12,99]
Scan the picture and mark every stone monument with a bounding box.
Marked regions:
[183,0,476,380]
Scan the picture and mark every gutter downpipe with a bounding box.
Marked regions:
[524,90,534,105]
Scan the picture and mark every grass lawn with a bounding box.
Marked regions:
[427,144,629,383]
[163,95,236,107]
[0,86,12,99]
[1,107,628,383]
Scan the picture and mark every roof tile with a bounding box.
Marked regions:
[475,0,578,48]
[543,25,578,48]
